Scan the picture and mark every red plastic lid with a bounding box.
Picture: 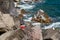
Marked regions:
[20,25,26,30]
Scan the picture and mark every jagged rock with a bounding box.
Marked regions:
[0,0,15,13]
[32,9,52,23]
[0,31,13,40]
[0,20,6,28]
[0,12,15,30]
[2,14,15,28]
[43,29,60,40]
[0,29,25,40]
[32,23,43,40]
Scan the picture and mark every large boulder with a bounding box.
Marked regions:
[0,12,15,30]
[0,0,14,13]
[2,14,15,28]
[0,29,26,40]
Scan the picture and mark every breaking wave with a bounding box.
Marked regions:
[19,0,46,9]
[42,17,60,29]
[19,4,35,9]
[42,22,60,29]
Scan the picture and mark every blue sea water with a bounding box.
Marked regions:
[31,0,60,28]
[31,0,60,17]
[29,0,60,22]
[19,0,60,22]
[19,0,60,28]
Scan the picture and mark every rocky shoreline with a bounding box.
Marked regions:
[0,0,60,40]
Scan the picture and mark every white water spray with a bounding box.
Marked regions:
[42,22,60,29]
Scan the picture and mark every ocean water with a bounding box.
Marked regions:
[20,0,60,22]
[28,0,60,22]
[19,0,60,29]
[38,0,60,17]
[32,0,60,29]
